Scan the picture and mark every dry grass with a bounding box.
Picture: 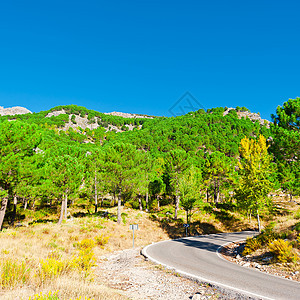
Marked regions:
[1,197,299,299]
[0,207,169,300]
[0,277,128,300]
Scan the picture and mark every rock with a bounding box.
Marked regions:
[192,294,202,300]
[223,108,270,127]
[262,256,272,262]
[46,109,66,117]
[295,271,299,275]
[244,262,250,267]
[255,264,261,269]
[236,254,241,259]
[104,111,153,119]
[0,106,32,116]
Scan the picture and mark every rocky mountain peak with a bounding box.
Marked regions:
[0,106,32,116]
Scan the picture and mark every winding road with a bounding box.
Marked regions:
[142,231,299,300]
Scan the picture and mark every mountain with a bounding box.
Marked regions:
[0,105,270,152]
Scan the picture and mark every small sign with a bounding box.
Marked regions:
[130,224,138,230]
[130,224,138,248]
[183,223,190,237]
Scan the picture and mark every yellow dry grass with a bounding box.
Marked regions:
[0,207,169,300]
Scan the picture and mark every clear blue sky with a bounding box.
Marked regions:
[0,1,299,120]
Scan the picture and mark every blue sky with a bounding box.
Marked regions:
[0,1,299,120]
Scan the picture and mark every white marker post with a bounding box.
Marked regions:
[129,224,138,248]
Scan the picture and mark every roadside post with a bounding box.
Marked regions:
[129,224,138,248]
[183,223,189,237]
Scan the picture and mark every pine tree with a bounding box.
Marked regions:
[164,150,189,219]
[103,143,145,224]
[45,145,84,224]
[179,165,203,226]
[0,121,41,230]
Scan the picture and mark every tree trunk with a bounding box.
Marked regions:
[174,194,180,219]
[145,192,149,212]
[100,196,103,207]
[117,189,122,224]
[138,194,143,211]
[64,193,68,219]
[24,198,28,210]
[157,195,160,211]
[216,180,220,203]
[257,209,261,233]
[206,189,209,202]
[186,210,189,224]
[94,170,98,213]
[110,192,115,207]
[290,193,293,202]
[11,195,17,226]
[0,197,8,231]
[214,180,219,204]
[58,196,65,225]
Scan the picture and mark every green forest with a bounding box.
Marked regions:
[0,98,299,231]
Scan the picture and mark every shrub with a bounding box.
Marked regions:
[0,259,30,288]
[39,258,73,281]
[71,114,76,124]
[94,234,109,248]
[268,239,298,263]
[73,239,96,278]
[29,291,59,300]
[76,239,95,250]
[257,223,278,245]
[243,237,262,255]
[294,211,300,220]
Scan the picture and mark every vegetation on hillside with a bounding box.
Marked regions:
[0,98,300,297]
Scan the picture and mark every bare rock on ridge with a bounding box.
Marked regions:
[0,106,32,116]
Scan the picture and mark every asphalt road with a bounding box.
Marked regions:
[142,231,300,300]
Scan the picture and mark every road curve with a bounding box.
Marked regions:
[142,231,299,300]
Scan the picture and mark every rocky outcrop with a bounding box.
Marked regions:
[104,111,153,119]
[223,108,270,127]
[0,106,32,116]
[46,109,66,118]
[47,110,142,133]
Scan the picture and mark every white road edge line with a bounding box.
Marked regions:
[142,235,274,300]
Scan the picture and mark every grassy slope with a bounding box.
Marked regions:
[1,196,299,299]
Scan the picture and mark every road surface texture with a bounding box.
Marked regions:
[142,231,300,300]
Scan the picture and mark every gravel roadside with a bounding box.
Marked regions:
[96,248,253,300]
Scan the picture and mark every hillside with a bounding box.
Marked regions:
[0,99,299,299]
[0,104,270,149]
